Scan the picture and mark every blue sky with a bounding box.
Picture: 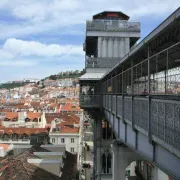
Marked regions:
[0,0,179,82]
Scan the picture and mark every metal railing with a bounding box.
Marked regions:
[86,57,120,68]
[151,99,180,150]
[80,95,101,108]
[86,20,140,32]
[103,95,180,151]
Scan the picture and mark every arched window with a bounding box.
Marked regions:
[21,133,28,141]
[2,133,10,140]
[12,133,18,141]
[4,118,10,121]
[25,118,30,122]
[101,150,112,174]
[33,118,38,122]
[12,118,17,122]
[107,151,112,173]
[102,151,106,173]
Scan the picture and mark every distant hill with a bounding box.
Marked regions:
[0,82,24,89]
[44,69,85,81]
[0,69,85,90]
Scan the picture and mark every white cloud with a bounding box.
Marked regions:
[0,59,84,81]
[0,60,36,67]
[1,38,84,58]
[0,0,179,39]
[0,50,14,59]
[0,0,179,81]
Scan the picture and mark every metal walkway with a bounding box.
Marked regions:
[80,7,180,180]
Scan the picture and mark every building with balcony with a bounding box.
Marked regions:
[0,127,48,145]
[1,112,46,128]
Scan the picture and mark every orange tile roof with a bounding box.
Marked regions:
[30,102,40,107]
[4,112,18,120]
[0,127,48,135]
[27,112,41,120]
[50,103,57,108]
[14,105,29,109]
[0,109,12,112]
[45,113,80,125]
[61,103,81,112]
[53,125,79,133]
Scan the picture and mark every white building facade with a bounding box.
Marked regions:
[49,133,80,154]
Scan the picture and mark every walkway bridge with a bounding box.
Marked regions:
[79,8,180,180]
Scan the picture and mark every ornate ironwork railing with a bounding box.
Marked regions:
[86,20,140,32]
[80,95,101,108]
[86,57,120,68]
[151,99,180,150]
[103,94,180,151]
[124,96,132,123]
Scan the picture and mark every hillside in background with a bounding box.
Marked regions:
[0,82,25,89]
[0,69,85,90]
[44,69,85,80]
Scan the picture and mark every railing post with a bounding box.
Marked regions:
[100,94,102,110]
[111,94,113,113]
[148,46,152,143]
[131,59,136,131]
[122,94,125,124]
[121,68,125,124]
[132,95,135,130]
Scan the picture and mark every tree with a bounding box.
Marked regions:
[80,68,85,75]
[49,75,57,80]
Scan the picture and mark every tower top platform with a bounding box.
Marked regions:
[93,11,129,20]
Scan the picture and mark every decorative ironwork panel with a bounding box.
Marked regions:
[174,103,180,150]
[140,99,148,130]
[124,97,132,122]
[133,98,140,126]
[86,20,140,32]
[165,102,174,146]
[158,102,165,141]
[112,96,116,113]
[117,96,123,117]
[80,95,101,108]
[151,99,180,151]
[151,100,158,136]
[86,57,120,68]
[134,98,148,130]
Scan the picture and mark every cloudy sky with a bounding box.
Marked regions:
[0,0,179,82]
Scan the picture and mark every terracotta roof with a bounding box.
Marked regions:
[0,145,77,180]
[27,112,41,120]
[14,105,28,109]
[0,127,48,135]
[0,157,60,180]
[52,125,79,133]
[0,109,12,112]
[45,113,80,125]
[61,103,81,112]
[30,102,40,107]
[50,103,57,108]
[4,112,18,121]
